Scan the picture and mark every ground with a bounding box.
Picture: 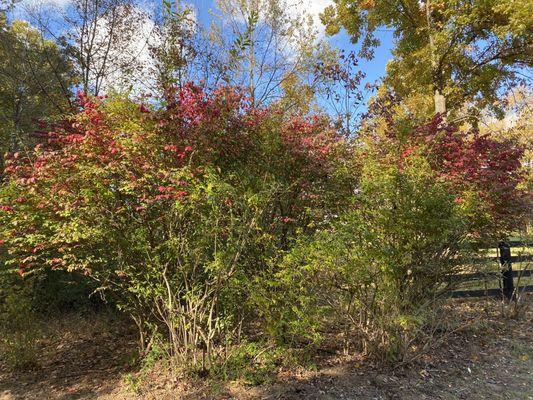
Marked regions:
[1,296,532,400]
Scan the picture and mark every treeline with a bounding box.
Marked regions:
[0,0,531,375]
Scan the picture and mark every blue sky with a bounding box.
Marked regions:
[182,0,396,114]
[13,0,396,83]
[328,29,395,85]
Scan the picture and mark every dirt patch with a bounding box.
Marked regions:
[1,297,532,400]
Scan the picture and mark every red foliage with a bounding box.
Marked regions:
[409,116,525,220]
[0,205,13,212]
[1,84,351,278]
[2,83,343,239]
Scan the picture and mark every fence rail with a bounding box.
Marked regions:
[450,285,533,299]
[469,240,532,249]
[453,254,533,265]
[450,269,533,283]
[450,240,533,299]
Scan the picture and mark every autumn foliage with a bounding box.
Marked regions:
[0,84,354,368]
[0,84,527,369]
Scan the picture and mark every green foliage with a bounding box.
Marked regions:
[0,76,526,377]
[261,119,503,361]
[0,18,74,168]
[124,333,169,394]
[269,176,460,359]
[0,88,349,372]
[0,0,530,381]
[30,269,104,315]
[214,341,283,384]
[0,279,40,370]
[229,10,259,65]
[0,85,526,374]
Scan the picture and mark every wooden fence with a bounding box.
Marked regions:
[450,240,533,299]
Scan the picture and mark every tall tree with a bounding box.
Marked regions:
[23,0,158,96]
[149,0,198,92]
[321,0,533,118]
[0,17,74,170]
[206,0,332,108]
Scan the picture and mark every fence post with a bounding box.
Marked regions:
[498,241,514,300]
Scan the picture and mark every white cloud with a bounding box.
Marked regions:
[281,0,335,37]
[209,0,332,37]
[21,0,71,9]
[88,6,161,95]
[302,0,332,28]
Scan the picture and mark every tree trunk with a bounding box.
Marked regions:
[434,89,446,115]
[426,0,446,116]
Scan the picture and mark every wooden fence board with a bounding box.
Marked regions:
[449,241,532,299]
[449,269,533,282]
[450,285,533,298]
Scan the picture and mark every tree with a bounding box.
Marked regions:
[22,0,158,96]
[321,0,533,118]
[205,0,333,108]
[0,0,17,13]
[0,17,74,171]
[147,0,199,93]
[314,50,368,136]
[481,87,533,226]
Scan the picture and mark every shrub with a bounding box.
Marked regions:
[0,85,350,371]
[0,85,524,371]
[263,116,525,361]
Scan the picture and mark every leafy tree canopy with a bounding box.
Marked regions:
[321,0,533,117]
[0,18,74,168]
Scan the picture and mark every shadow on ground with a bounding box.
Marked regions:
[1,297,532,400]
